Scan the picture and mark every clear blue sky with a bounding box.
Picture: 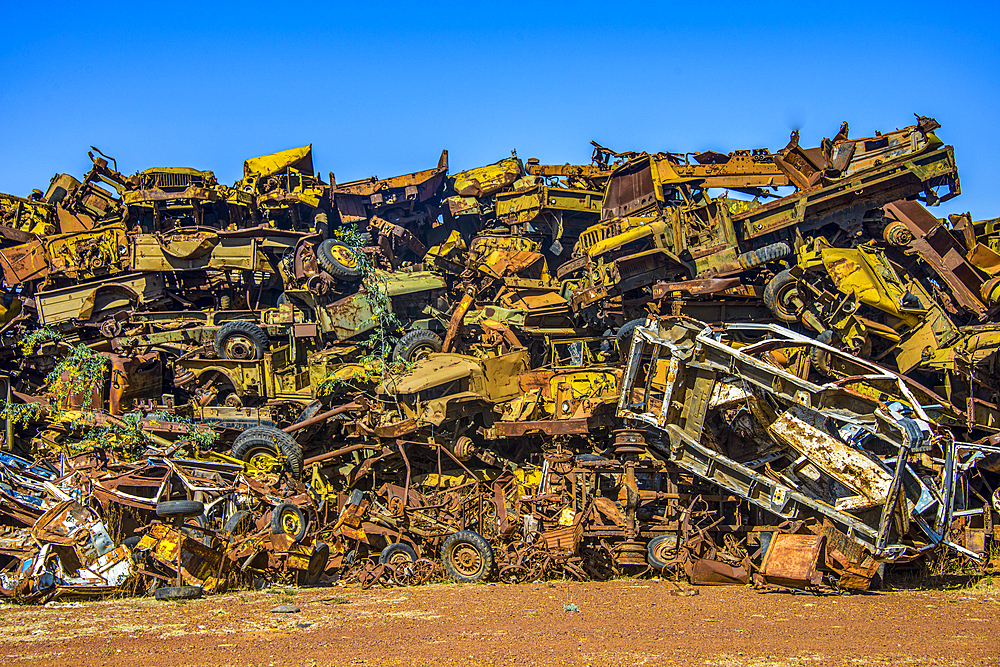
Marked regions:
[2,2,997,219]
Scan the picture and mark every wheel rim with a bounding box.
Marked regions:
[651,536,678,562]
[329,245,358,269]
[774,282,802,320]
[387,551,414,566]
[279,509,302,536]
[409,343,436,362]
[452,543,484,577]
[244,446,283,479]
[223,334,257,360]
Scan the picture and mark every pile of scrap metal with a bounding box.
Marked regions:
[0,113,997,603]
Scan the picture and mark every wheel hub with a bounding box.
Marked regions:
[280,511,301,535]
[651,537,679,562]
[330,245,358,268]
[453,544,482,575]
[411,344,435,361]
[245,447,284,481]
[224,334,256,360]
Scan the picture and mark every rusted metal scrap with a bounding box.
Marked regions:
[0,113,995,602]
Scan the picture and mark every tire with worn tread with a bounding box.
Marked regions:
[647,534,680,570]
[154,585,203,601]
[156,500,205,519]
[316,240,362,280]
[763,269,801,323]
[214,320,268,360]
[379,542,418,565]
[270,502,308,543]
[301,542,330,586]
[392,330,443,363]
[232,426,303,479]
[441,530,494,583]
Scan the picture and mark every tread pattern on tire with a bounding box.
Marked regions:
[156,500,205,518]
[316,240,362,280]
[231,426,304,479]
[214,320,269,360]
[441,530,494,583]
[301,542,330,586]
[154,585,203,601]
[392,330,443,362]
[763,269,800,323]
[379,542,418,564]
[270,502,308,543]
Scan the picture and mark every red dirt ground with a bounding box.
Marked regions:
[1,579,998,666]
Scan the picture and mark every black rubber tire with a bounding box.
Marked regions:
[392,330,443,363]
[231,426,303,479]
[379,542,418,565]
[616,318,646,355]
[223,510,255,536]
[763,269,801,323]
[441,530,494,583]
[647,534,680,570]
[316,240,362,280]
[156,500,205,519]
[738,242,792,269]
[214,320,268,361]
[301,542,330,586]
[270,502,308,543]
[154,585,203,601]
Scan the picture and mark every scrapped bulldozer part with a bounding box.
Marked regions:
[237,145,329,231]
[765,235,1000,395]
[36,273,167,328]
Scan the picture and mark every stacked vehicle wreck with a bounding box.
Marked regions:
[0,114,997,604]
